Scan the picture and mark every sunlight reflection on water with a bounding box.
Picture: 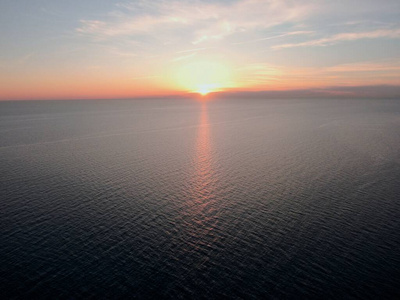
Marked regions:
[185,103,221,249]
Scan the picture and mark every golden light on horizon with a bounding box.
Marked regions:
[198,86,211,96]
[174,60,233,95]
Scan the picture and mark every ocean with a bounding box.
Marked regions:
[1,98,399,298]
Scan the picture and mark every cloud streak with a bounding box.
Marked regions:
[327,61,400,72]
[171,52,197,62]
[273,28,400,49]
[232,30,314,45]
[237,58,400,89]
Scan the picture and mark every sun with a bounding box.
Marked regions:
[196,83,217,96]
[198,87,211,96]
[174,60,233,95]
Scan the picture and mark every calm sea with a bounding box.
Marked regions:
[1,98,400,299]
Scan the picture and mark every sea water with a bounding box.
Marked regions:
[1,98,399,298]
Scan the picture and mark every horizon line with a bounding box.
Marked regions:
[1,84,400,101]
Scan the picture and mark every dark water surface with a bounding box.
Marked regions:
[1,98,400,299]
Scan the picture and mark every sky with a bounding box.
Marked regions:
[1,0,400,100]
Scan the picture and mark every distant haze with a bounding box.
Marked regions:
[212,85,400,99]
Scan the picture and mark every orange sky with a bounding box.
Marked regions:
[1,0,400,100]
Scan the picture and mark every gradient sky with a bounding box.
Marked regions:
[1,0,400,100]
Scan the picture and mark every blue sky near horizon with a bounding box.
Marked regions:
[1,0,400,99]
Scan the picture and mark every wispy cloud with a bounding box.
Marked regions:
[273,28,400,49]
[77,0,315,45]
[175,47,209,54]
[76,0,400,58]
[232,30,314,45]
[237,58,400,89]
[327,61,400,72]
[171,52,197,62]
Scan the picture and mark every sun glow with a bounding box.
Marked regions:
[174,60,233,95]
[198,86,211,96]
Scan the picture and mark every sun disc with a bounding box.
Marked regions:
[198,88,210,95]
